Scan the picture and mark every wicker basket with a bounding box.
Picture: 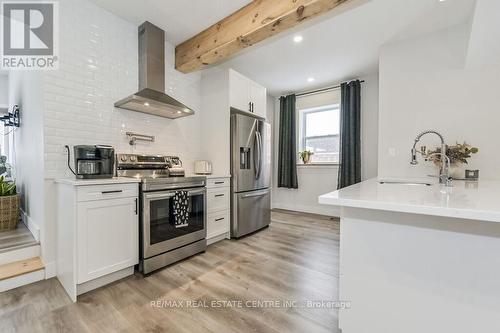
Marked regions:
[0,194,20,231]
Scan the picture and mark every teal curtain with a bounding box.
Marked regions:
[337,80,361,189]
[278,94,298,189]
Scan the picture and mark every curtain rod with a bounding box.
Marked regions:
[295,80,365,97]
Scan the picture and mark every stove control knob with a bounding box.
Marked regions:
[120,155,128,162]
[130,155,137,162]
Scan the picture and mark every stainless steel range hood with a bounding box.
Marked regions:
[114,22,194,119]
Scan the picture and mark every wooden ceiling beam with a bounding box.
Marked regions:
[175,0,357,73]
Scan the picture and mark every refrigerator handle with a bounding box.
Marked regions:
[241,189,269,198]
[254,130,262,180]
[257,131,263,180]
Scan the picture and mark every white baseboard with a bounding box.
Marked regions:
[207,232,230,245]
[0,269,45,292]
[272,203,340,217]
[43,260,56,279]
[20,210,40,242]
[0,244,41,265]
[77,267,134,298]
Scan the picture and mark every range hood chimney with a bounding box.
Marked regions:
[114,22,194,119]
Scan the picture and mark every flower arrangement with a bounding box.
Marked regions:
[426,142,478,166]
[298,150,314,164]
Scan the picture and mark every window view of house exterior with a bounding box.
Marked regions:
[298,104,340,163]
[296,88,341,165]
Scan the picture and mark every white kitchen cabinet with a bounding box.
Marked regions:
[201,68,268,176]
[229,69,267,118]
[206,176,231,245]
[229,69,251,113]
[249,80,267,119]
[76,197,138,284]
[55,178,140,302]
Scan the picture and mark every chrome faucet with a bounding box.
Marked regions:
[426,153,452,186]
[410,130,452,186]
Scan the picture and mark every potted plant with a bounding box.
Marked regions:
[426,142,478,179]
[0,175,19,231]
[299,150,314,164]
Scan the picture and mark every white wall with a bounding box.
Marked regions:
[361,75,379,180]
[44,0,202,180]
[8,72,44,242]
[0,74,10,155]
[378,22,500,180]
[272,74,379,216]
[466,0,500,69]
[9,0,203,274]
[0,74,8,107]
[199,67,230,176]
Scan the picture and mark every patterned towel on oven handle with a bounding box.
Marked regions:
[172,190,189,228]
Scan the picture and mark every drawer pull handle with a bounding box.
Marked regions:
[214,194,225,197]
[101,190,123,194]
[214,181,225,184]
[215,217,225,221]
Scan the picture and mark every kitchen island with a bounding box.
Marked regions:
[319,178,500,333]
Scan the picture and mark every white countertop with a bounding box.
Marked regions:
[319,177,500,223]
[55,177,141,186]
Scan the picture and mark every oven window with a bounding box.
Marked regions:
[149,192,205,244]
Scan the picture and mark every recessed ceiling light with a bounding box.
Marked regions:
[143,102,150,106]
[293,35,303,43]
[307,77,315,83]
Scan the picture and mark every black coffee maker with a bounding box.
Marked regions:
[73,145,114,179]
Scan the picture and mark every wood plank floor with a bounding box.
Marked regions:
[0,210,340,333]
[0,223,38,253]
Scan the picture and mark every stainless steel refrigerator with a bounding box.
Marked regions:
[230,112,271,238]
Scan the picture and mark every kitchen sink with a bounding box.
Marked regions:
[378,181,432,186]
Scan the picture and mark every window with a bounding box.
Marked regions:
[298,104,340,164]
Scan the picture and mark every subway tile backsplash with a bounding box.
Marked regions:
[43,0,203,179]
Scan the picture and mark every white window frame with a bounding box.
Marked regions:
[298,103,340,165]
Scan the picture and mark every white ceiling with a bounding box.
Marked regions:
[88,0,252,44]
[89,0,476,96]
[222,0,476,95]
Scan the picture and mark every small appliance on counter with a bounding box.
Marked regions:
[194,160,212,175]
[67,145,115,179]
[167,156,185,177]
[465,169,479,180]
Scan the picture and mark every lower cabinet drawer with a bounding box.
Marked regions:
[207,187,230,213]
[206,177,230,188]
[207,210,230,239]
[77,183,138,202]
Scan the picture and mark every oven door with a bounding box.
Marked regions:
[142,187,206,259]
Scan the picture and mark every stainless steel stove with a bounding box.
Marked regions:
[116,154,207,274]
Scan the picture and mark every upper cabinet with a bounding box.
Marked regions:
[201,68,268,176]
[229,69,267,119]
